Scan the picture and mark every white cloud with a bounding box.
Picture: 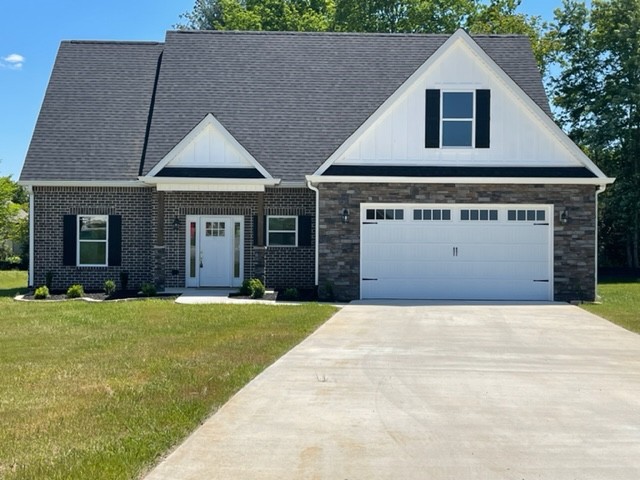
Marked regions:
[1,53,25,70]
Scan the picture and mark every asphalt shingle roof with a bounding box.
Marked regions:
[21,31,550,183]
[20,41,163,181]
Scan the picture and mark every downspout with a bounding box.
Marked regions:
[27,185,34,288]
[595,184,607,301]
[306,180,320,286]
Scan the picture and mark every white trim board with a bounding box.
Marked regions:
[306,175,614,186]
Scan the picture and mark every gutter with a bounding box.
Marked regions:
[306,180,320,286]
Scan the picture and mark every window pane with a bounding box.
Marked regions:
[442,121,472,146]
[234,222,241,278]
[189,222,196,278]
[443,92,473,118]
[366,209,375,220]
[376,209,384,220]
[442,210,451,220]
[480,210,488,221]
[517,210,526,221]
[537,210,545,221]
[79,242,106,265]
[527,210,536,221]
[508,210,516,221]
[413,209,422,220]
[461,210,469,221]
[395,209,404,220]
[79,216,106,240]
[424,210,432,220]
[470,210,479,220]
[269,232,296,246]
[268,217,295,231]
[385,209,394,220]
[433,210,441,220]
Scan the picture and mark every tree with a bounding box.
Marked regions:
[178,0,552,72]
[549,0,640,268]
[0,175,28,264]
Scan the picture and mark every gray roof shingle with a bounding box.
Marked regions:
[20,41,163,181]
[22,31,550,183]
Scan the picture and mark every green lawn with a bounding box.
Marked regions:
[0,271,336,479]
[582,281,640,334]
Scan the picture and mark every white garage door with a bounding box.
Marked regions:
[360,204,553,301]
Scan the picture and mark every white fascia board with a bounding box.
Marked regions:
[142,177,280,186]
[306,175,615,186]
[313,28,612,182]
[18,180,147,187]
[145,113,273,180]
[155,183,267,192]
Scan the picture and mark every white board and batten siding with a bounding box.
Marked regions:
[360,203,554,301]
[334,40,582,169]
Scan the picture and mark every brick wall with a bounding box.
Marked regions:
[317,183,597,302]
[162,188,315,289]
[32,186,154,291]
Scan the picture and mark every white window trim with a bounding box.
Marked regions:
[77,215,109,267]
[441,90,475,148]
[266,215,298,247]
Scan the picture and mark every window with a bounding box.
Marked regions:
[508,209,546,222]
[78,215,108,266]
[460,209,498,221]
[442,92,474,147]
[205,221,225,237]
[267,216,297,246]
[413,209,451,221]
[365,209,404,220]
[425,89,490,149]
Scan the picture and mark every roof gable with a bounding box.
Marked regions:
[313,29,608,180]
[145,114,271,179]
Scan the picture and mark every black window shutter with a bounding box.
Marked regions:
[63,215,77,266]
[475,89,491,148]
[425,89,440,148]
[108,215,122,266]
[298,215,312,246]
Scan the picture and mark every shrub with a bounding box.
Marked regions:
[240,279,252,296]
[104,279,116,296]
[280,287,299,300]
[34,285,49,299]
[120,271,129,291]
[248,278,265,299]
[45,271,54,290]
[141,282,157,297]
[66,284,84,299]
[7,256,21,267]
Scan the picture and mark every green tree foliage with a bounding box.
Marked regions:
[549,0,640,268]
[0,175,28,262]
[178,0,551,69]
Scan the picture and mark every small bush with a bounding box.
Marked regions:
[240,279,252,296]
[120,271,129,291]
[248,278,265,299]
[280,287,299,300]
[141,282,156,297]
[66,284,84,299]
[7,256,21,266]
[104,279,116,296]
[34,285,49,299]
[45,271,54,290]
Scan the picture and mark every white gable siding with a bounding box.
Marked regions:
[167,123,254,169]
[335,40,582,168]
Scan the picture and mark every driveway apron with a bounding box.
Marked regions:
[144,303,640,479]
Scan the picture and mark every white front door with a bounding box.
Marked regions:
[185,215,244,287]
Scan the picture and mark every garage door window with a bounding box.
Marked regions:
[365,209,404,220]
[508,209,546,221]
[460,209,498,221]
[413,209,451,221]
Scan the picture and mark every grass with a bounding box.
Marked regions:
[0,271,336,479]
[0,269,28,296]
[582,280,640,334]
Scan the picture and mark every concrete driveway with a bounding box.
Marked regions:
[145,303,640,479]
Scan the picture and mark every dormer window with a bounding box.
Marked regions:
[442,92,474,147]
[425,89,490,149]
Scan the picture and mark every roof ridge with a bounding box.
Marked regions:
[65,40,163,45]
[166,29,529,39]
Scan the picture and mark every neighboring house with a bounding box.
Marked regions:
[19,29,613,301]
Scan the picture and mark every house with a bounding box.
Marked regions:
[19,29,613,301]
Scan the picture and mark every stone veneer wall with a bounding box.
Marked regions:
[32,186,154,290]
[317,183,597,302]
[162,188,315,289]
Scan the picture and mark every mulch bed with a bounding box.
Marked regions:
[20,290,177,302]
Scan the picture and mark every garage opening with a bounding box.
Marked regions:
[360,203,553,300]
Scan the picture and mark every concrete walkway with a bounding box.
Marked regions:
[144,303,640,479]
[171,288,280,305]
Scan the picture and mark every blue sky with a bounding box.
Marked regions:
[0,0,565,180]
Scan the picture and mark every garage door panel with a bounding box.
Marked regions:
[360,204,552,301]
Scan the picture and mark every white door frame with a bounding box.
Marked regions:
[185,215,244,288]
[359,203,554,300]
